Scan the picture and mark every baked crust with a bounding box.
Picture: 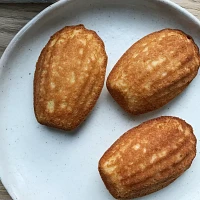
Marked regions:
[34,25,107,130]
[99,116,196,199]
[107,29,200,115]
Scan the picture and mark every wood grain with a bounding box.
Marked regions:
[0,4,49,57]
[0,1,199,199]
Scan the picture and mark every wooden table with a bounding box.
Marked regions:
[0,0,199,199]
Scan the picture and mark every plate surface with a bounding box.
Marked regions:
[0,0,200,199]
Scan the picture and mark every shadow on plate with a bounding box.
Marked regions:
[105,86,190,125]
[40,104,98,138]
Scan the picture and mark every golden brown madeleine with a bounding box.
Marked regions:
[34,25,107,130]
[107,29,200,115]
[99,116,196,199]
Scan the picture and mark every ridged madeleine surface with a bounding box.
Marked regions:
[107,29,200,115]
[99,116,196,199]
[34,25,107,130]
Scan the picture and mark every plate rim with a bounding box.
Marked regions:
[0,0,200,199]
[1,0,200,68]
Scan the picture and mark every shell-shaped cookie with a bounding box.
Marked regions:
[34,25,107,130]
[99,116,196,199]
[107,29,200,115]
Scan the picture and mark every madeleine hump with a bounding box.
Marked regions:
[34,25,108,131]
[107,29,200,115]
[98,116,196,199]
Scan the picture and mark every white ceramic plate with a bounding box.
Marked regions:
[0,0,200,199]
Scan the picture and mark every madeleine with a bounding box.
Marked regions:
[107,29,200,115]
[34,25,107,130]
[99,116,196,199]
